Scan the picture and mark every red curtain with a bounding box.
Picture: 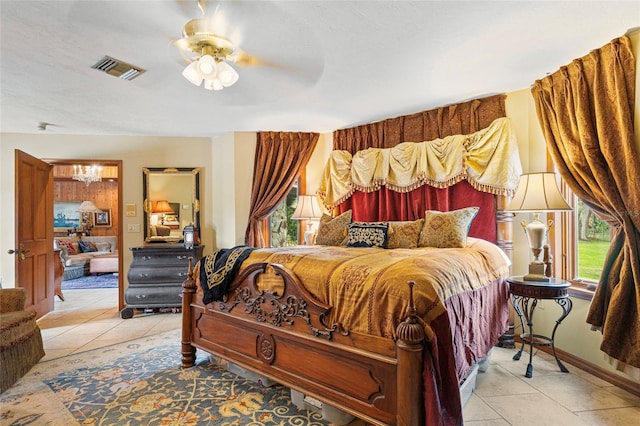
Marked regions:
[339,181,496,242]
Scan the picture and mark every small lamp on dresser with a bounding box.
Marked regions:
[505,172,572,282]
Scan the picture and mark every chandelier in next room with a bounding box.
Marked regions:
[73,165,102,186]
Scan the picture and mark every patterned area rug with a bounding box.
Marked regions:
[0,330,329,425]
[62,273,118,289]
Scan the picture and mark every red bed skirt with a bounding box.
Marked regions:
[423,278,510,425]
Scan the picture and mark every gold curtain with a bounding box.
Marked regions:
[319,117,522,209]
[245,132,319,248]
[531,35,640,376]
[333,94,506,153]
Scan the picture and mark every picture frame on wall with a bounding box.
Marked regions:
[54,201,81,232]
[94,208,112,227]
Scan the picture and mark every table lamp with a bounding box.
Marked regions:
[77,200,100,235]
[291,195,323,245]
[152,200,174,225]
[505,172,572,282]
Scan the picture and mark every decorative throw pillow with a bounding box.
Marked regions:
[78,240,98,253]
[94,241,112,252]
[386,219,425,249]
[346,222,389,248]
[315,210,352,246]
[70,242,80,254]
[418,207,479,248]
[57,240,77,255]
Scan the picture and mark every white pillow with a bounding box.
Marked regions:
[94,241,111,252]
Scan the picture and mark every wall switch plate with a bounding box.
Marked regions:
[125,203,137,217]
[127,224,141,233]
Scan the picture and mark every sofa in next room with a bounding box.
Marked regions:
[54,236,118,279]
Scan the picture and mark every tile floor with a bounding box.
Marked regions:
[38,288,182,360]
[38,288,640,425]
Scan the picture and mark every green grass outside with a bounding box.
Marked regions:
[577,239,611,281]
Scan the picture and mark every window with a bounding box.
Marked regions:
[266,180,301,247]
[552,181,612,296]
[576,199,611,281]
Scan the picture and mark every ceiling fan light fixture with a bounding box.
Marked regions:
[182,61,203,86]
[197,55,217,78]
[175,18,246,92]
[216,60,239,87]
[203,77,224,91]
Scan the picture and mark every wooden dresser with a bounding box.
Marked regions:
[122,244,204,319]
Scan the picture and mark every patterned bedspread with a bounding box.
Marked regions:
[196,238,510,343]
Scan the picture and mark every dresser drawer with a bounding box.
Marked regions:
[124,285,182,307]
[127,267,190,284]
[130,252,192,267]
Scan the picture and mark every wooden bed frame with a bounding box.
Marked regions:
[181,197,513,425]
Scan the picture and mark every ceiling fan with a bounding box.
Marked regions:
[172,0,264,91]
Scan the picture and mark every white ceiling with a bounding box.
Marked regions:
[1,1,638,137]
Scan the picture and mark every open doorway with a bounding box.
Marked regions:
[45,159,124,310]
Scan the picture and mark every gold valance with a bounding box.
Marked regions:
[318,117,522,209]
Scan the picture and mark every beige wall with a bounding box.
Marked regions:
[0,134,214,288]
[305,133,334,197]
[208,132,257,248]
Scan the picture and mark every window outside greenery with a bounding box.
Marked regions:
[269,182,300,247]
[576,199,611,281]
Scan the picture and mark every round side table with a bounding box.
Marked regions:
[507,276,572,378]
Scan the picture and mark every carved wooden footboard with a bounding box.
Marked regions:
[181,258,426,426]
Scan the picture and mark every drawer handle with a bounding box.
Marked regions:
[143,256,153,260]
[178,272,187,277]
[138,273,149,278]
[135,294,146,299]
[176,255,188,260]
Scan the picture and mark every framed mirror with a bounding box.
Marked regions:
[143,167,200,243]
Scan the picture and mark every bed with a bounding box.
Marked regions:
[181,216,513,425]
[182,98,521,424]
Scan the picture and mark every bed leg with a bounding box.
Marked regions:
[496,195,516,348]
[181,257,197,368]
[396,281,425,426]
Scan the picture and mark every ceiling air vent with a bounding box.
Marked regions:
[91,55,146,81]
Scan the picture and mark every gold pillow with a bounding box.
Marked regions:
[418,207,479,248]
[315,210,352,246]
[387,219,425,249]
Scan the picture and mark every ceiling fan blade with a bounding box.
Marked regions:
[175,0,207,18]
[171,38,198,63]
[229,49,284,70]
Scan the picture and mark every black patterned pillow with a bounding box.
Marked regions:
[315,210,352,246]
[346,222,389,248]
